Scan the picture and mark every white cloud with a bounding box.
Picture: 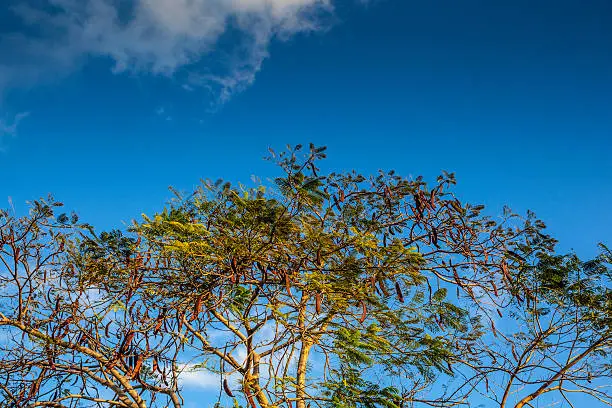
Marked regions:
[1,0,335,106]
[179,364,222,389]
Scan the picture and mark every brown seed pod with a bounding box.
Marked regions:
[315,292,322,314]
[134,355,144,377]
[359,300,367,323]
[338,189,345,202]
[395,282,404,303]
[491,281,499,297]
[119,331,134,354]
[491,320,498,337]
[414,193,422,212]
[223,378,234,397]
[378,276,389,297]
[431,227,439,248]
[501,261,512,284]
[27,376,41,399]
[153,318,163,335]
[177,312,184,332]
[231,257,238,273]
[192,295,203,321]
[511,343,519,362]
[384,185,393,199]
[452,268,462,287]
[420,190,427,208]
[153,356,160,373]
[285,273,292,297]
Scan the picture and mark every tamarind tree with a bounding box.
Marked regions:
[459,245,612,407]
[1,144,609,408]
[0,199,185,407]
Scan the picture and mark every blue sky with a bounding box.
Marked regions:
[1,0,611,260]
[0,1,611,403]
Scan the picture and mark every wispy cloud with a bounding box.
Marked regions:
[1,0,335,107]
[155,106,172,121]
[0,111,30,148]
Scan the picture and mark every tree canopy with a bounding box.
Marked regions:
[1,144,610,408]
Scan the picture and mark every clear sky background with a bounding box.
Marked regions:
[1,0,611,258]
[0,0,611,404]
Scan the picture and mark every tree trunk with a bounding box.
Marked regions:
[247,353,272,408]
[296,340,313,408]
